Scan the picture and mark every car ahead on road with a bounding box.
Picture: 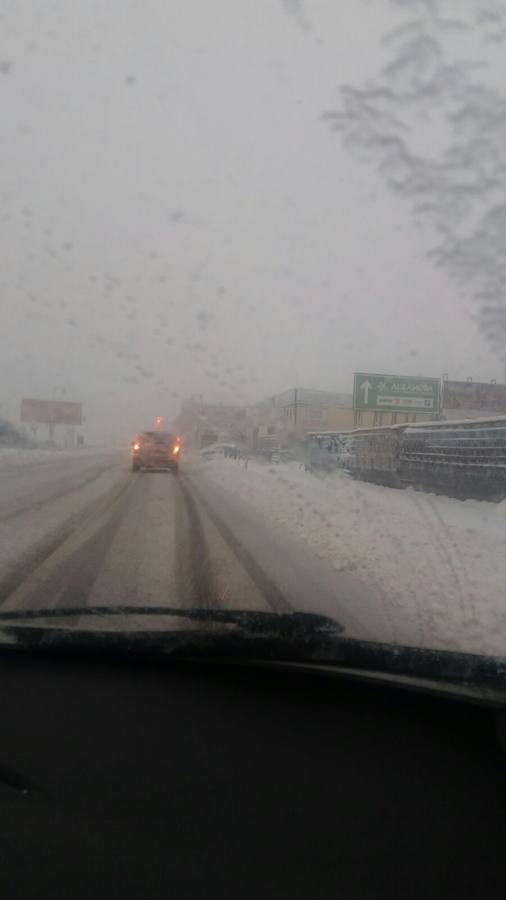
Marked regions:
[131,431,180,472]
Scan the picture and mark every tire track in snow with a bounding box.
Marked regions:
[0,474,132,607]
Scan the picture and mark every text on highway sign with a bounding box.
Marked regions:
[353,373,441,413]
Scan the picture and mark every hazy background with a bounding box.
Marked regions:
[1,0,500,442]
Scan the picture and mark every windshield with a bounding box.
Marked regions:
[1,0,505,696]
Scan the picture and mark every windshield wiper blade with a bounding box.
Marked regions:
[1,606,504,697]
[0,606,344,635]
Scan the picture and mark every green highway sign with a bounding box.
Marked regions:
[353,373,441,414]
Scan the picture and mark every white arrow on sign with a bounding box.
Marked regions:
[359,380,372,404]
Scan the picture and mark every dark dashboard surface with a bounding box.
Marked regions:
[1,650,505,900]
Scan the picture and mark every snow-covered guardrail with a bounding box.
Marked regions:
[307,416,506,500]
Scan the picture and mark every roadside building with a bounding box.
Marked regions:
[173,398,251,449]
[270,388,352,437]
[267,387,434,435]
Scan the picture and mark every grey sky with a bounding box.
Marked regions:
[0,0,500,441]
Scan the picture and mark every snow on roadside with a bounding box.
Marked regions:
[196,455,506,657]
[0,447,109,471]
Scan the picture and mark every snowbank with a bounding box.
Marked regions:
[196,456,506,657]
[0,447,109,471]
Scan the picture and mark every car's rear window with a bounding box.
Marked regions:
[141,432,174,444]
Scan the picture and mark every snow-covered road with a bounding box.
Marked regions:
[0,449,375,639]
[0,448,125,600]
[0,447,504,659]
[194,455,506,657]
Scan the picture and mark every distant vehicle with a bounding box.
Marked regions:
[131,432,180,472]
[223,444,239,458]
[200,430,219,449]
[0,417,26,448]
[200,442,227,459]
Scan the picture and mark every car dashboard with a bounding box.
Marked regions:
[1,649,505,899]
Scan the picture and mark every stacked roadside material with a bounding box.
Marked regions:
[307,416,506,501]
[399,417,506,500]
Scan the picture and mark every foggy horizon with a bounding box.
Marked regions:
[1,0,503,442]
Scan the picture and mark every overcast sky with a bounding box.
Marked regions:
[0,0,500,441]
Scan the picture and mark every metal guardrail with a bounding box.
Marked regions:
[307,418,506,500]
